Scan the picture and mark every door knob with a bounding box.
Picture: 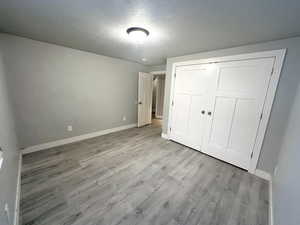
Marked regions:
[208,111,212,116]
[138,101,142,105]
[201,110,205,114]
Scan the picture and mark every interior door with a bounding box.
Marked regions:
[170,64,217,150]
[138,72,153,127]
[202,58,274,169]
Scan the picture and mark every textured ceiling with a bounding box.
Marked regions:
[0,0,300,65]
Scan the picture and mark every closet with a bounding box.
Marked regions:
[168,51,285,171]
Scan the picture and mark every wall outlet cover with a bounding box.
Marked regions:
[4,203,10,223]
[67,125,73,131]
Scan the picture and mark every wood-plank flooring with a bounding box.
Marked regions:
[21,123,269,225]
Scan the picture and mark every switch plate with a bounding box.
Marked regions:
[122,116,127,121]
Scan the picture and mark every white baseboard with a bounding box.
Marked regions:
[269,178,273,225]
[255,169,272,181]
[255,169,273,225]
[22,124,137,155]
[161,133,169,139]
[14,153,22,225]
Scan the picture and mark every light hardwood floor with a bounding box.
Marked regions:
[21,123,269,225]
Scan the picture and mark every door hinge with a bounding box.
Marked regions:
[260,112,263,120]
[174,73,176,78]
[171,100,174,106]
[250,152,254,158]
[169,127,172,132]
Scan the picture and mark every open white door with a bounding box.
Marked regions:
[138,72,153,127]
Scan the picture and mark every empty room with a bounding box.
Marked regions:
[0,1,300,225]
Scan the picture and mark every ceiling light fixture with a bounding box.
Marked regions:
[126,27,149,44]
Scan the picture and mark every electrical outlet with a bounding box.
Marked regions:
[4,203,10,223]
[67,125,73,131]
[122,116,127,121]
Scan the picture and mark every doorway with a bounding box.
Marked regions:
[152,72,165,127]
[137,71,166,128]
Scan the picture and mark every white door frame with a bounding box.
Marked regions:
[167,49,286,173]
[150,70,166,75]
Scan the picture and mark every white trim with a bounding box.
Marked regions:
[254,169,273,225]
[155,116,163,119]
[167,49,286,174]
[14,153,22,225]
[161,133,169,139]
[269,178,273,225]
[255,169,272,181]
[23,124,137,154]
[248,50,286,173]
[150,70,166,75]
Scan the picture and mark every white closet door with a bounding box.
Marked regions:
[202,58,274,169]
[170,65,217,150]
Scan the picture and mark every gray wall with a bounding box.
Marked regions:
[0,33,148,148]
[0,42,20,225]
[163,36,300,173]
[273,82,300,225]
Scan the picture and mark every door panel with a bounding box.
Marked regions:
[171,94,191,143]
[218,66,266,93]
[203,58,274,169]
[187,95,206,149]
[170,65,217,150]
[229,99,257,155]
[209,97,236,148]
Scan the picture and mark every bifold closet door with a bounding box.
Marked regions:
[170,65,217,150]
[202,58,274,169]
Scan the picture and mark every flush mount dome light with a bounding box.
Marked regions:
[126,27,149,43]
